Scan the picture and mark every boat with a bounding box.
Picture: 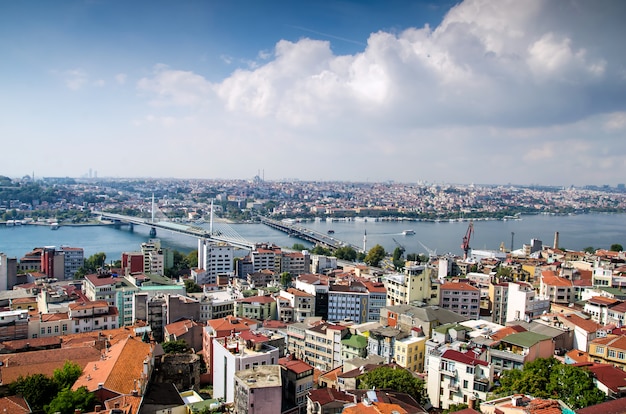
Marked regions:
[50,222,60,230]
[327,230,335,234]
[402,229,416,235]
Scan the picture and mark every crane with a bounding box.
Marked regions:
[461,220,474,260]
[418,240,437,258]
[392,238,406,257]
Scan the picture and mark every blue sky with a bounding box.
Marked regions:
[1,0,625,186]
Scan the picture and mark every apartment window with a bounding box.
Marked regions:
[609,350,616,358]
[596,346,604,354]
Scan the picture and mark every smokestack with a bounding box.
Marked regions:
[554,231,560,249]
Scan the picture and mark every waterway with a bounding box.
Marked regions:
[0,213,625,262]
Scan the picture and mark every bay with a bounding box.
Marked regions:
[0,213,625,262]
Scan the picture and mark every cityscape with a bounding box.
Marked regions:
[2,0,626,413]
[1,174,626,413]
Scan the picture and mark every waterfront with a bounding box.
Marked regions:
[1,213,626,262]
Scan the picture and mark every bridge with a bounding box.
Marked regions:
[94,211,256,250]
[259,217,363,253]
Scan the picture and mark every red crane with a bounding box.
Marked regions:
[461,220,474,260]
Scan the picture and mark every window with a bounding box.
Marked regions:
[596,346,604,354]
[619,352,625,360]
[609,350,616,358]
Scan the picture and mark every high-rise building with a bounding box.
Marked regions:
[0,253,18,290]
[197,240,234,284]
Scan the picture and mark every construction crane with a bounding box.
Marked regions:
[418,240,437,258]
[461,220,474,260]
[392,238,406,257]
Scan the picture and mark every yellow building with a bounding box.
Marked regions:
[588,335,626,370]
[394,334,427,373]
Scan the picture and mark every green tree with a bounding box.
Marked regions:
[496,357,604,409]
[187,249,198,267]
[9,373,58,412]
[45,386,96,414]
[162,339,189,354]
[280,272,292,288]
[364,245,386,267]
[610,243,624,252]
[443,403,468,414]
[334,246,357,261]
[291,243,306,251]
[359,366,426,404]
[311,245,332,256]
[53,361,83,390]
[184,279,202,293]
[582,246,595,254]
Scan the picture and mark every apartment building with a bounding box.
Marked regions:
[490,283,509,325]
[234,295,277,320]
[251,243,281,273]
[279,356,315,411]
[247,269,278,288]
[294,274,330,320]
[439,282,480,319]
[588,335,626,370]
[233,365,283,414]
[394,332,427,372]
[280,250,310,277]
[506,282,550,323]
[488,331,554,373]
[584,296,620,324]
[188,289,235,322]
[197,240,234,284]
[279,288,315,323]
[384,264,437,306]
[304,322,349,371]
[427,349,493,410]
[68,300,119,333]
[539,270,574,304]
[380,304,468,337]
[212,336,280,403]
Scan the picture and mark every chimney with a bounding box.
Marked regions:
[554,231,560,249]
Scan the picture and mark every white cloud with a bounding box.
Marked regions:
[64,69,88,90]
[115,73,127,84]
[130,0,626,184]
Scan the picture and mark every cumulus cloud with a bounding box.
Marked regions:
[132,0,626,184]
[64,69,88,90]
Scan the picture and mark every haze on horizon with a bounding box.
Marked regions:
[1,0,625,187]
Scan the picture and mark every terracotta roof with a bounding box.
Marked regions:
[491,325,527,341]
[558,313,602,333]
[286,288,314,297]
[591,335,626,351]
[440,282,479,292]
[164,319,197,337]
[441,349,489,367]
[0,395,30,414]
[587,296,620,306]
[73,336,152,395]
[565,349,589,364]
[342,401,408,414]
[0,346,102,384]
[576,396,626,414]
[237,295,275,304]
[279,358,313,375]
[84,273,118,287]
[576,363,626,393]
[207,315,257,335]
[541,272,572,287]
[319,365,343,382]
[307,388,354,406]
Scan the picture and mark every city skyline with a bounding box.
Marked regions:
[1,0,625,186]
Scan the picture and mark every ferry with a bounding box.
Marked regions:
[327,230,335,234]
[402,229,416,235]
[50,222,60,230]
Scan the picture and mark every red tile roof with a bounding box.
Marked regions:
[307,388,354,406]
[441,349,488,366]
[440,282,479,292]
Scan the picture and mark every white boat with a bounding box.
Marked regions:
[402,229,416,235]
[50,222,60,230]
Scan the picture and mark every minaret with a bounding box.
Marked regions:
[363,228,367,253]
[151,193,155,223]
[210,200,214,235]
[554,231,560,249]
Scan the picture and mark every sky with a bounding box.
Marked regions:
[1,0,625,186]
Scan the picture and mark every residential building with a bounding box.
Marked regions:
[341,334,368,361]
[188,288,235,322]
[304,322,349,371]
[584,296,620,324]
[539,270,574,304]
[367,325,406,363]
[384,264,437,306]
[233,365,282,414]
[197,240,234,284]
[59,246,84,280]
[203,316,259,383]
[0,310,28,341]
[306,388,354,414]
[279,356,315,412]
[488,331,555,373]
[164,319,203,352]
[68,300,119,333]
[212,336,280,403]
[280,288,315,323]
[489,283,509,325]
[505,282,550,323]
[280,250,310,277]
[380,304,468,337]
[0,253,18,290]
[247,269,278,288]
[328,281,369,323]
[394,332,427,372]
[234,295,277,320]
[427,349,493,410]
[588,335,626,370]
[295,274,329,320]
[251,243,281,273]
[439,282,481,319]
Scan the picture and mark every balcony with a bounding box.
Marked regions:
[441,367,457,377]
[448,383,459,392]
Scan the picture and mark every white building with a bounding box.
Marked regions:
[197,240,234,284]
[427,348,493,410]
[212,336,280,403]
[506,282,550,322]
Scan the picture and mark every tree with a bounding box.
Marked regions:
[610,243,624,252]
[162,339,189,354]
[311,245,332,256]
[280,272,292,288]
[291,243,306,251]
[45,386,96,414]
[359,366,426,404]
[334,246,357,261]
[9,373,58,412]
[184,279,202,293]
[495,357,605,409]
[443,403,468,414]
[53,361,83,390]
[582,246,595,254]
[364,245,386,267]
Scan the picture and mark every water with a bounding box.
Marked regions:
[1,214,625,261]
